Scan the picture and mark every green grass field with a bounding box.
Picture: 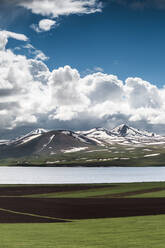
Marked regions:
[129,190,165,198]
[1,183,165,247]
[23,182,165,198]
[1,215,165,248]
[1,182,165,198]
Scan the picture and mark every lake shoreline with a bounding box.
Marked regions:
[3,162,165,167]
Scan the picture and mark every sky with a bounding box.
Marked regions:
[0,0,165,138]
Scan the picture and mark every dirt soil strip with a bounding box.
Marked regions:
[0,185,115,196]
[0,197,165,220]
[0,210,65,223]
[97,187,165,198]
[0,208,71,222]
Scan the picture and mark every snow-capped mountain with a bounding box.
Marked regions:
[0,124,164,159]
[112,124,155,138]
[78,124,165,145]
[0,129,97,159]
[2,128,50,147]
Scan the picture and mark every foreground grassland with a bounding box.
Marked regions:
[1,183,165,247]
[1,215,165,248]
[129,190,165,198]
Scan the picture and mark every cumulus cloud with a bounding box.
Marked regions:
[125,77,162,109]
[0,29,165,133]
[81,73,124,104]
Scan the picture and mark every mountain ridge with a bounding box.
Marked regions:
[1,124,163,145]
[0,124,164,161]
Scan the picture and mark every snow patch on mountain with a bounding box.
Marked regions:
[23,128,49,137]
[144,153,160,157]
[16,134,42,145]
[61,131,71,135]
[62,147,88,153]
[77,127,119,145]
[39,134,56,152]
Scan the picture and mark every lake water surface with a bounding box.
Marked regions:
[0,166,165,184]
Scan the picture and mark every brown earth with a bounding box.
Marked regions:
[0,184,113,196]
[0,197,165,223]
[97,187,165,198]
[1,185,165,198]
[0,209,65,223]
[1,185,165,223]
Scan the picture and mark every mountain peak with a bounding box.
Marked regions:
[112,124,130,136]
[15,128,49,141]
[116,124,128,131]
[31,128,49,135]
[95,127,107,132]
[112,124,155,138]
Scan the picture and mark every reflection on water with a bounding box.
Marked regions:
[0,166,165,184]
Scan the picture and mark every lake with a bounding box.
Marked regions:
[0,166,165,184]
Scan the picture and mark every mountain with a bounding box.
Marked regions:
[78,124,164,145]
[112,124,155,138]
[0,129,97,159]
[0,124,165,161]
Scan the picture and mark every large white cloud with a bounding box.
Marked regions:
[81,73,124,103]
[48,66,90,121]
[125,77,162,109]
[0,29,165,133]
[0,32,48,128]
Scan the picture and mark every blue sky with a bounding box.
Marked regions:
[0,0,165,136]
[2,0,165,87]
